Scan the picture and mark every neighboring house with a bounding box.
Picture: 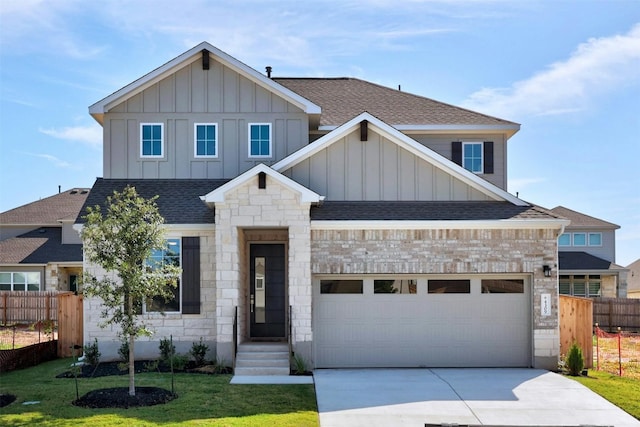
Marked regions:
[627,259,640,299]
[77,42,569,371]
[551,206,628,298]
[0,188,89,292]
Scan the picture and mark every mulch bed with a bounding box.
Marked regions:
[56,360,232,378]
[72,387,176,408]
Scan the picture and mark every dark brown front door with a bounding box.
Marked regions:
[249,244,286,338]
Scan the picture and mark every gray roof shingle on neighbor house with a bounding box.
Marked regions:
[0,188,90,225]
[77,179,229,224]
[310,201,562,221]
[550,206,619,229]
[0,227,82,264]
[559,251,616,271]
[274,77,519,128]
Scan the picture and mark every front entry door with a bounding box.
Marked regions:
[250,244,286,338]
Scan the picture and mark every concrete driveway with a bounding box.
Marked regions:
[313,368,640,427]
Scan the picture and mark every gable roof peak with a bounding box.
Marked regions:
[89,42,321,124]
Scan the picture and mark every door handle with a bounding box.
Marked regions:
[250,295,254,313]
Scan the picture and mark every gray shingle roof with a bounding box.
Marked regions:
[551,206,619,229]
[0,188,90,225]
[274,77,518,128]
[559,251,615,271]
[77,179,229,224]
[310,201,561,221]
[0,227,82,264]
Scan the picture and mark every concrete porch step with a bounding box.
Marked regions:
[234,342,290,376]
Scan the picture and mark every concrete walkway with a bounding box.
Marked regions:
[314,368,640,427]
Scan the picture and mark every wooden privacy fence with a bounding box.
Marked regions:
[57,292,83,357]
[559,295,593,368]
[593,297,640,332]
[1,290,59,324]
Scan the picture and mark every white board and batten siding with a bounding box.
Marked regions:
[313,275,531,368]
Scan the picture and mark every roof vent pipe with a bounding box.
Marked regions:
[58,185,61,193]
[266,66,272,78]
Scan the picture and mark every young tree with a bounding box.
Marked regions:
[81,186,181,396]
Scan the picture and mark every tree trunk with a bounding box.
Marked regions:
[128,293,135,396]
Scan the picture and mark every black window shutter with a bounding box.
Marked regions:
[182,237,201,314]
[483,141,494,174]
[452,141,462,166]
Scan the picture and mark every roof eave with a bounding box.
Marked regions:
[311,218,570,230]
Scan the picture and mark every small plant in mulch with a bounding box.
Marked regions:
[290,353,312,376]
[83,338,101,366]
[189,338,209,367]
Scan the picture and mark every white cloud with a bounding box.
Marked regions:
[462,23,640,119]
[22,152,72,168]
[39,125,102,148]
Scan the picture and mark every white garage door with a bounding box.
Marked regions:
[313,276,531,368]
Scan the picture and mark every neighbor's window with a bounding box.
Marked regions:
[146,238,181,312]
[320,280,363,294]
[588,233,602,246]
[481,279,524,294]
[140,123,164,157]
[463,142,483,173]
[559,275,601,297]
[248,123,271,157]
[558,233,571,246]
[428,280,470,294]
[0,272,41,291]
[572,233,587,246]
[374,279,417,294]
[194,123,218,157]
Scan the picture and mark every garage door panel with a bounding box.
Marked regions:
[314,277,531,368]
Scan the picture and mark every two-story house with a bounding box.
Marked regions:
[0,188,89,293]
[77,42,568,372]
[551,206,628,298]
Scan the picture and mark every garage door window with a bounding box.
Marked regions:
[320,280,363,294]
[428,280,470,294]
[481,279,524,293]
[374,279,417,294]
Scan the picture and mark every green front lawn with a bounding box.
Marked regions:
[0,358,319,426]
[571,370,640,420]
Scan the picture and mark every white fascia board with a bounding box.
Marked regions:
[559,269,627,276]
[201,163,323,204]
[89,42,320,122]
[275,112,527,206]
[164,224,215,233]
[311,218,571,231]
[319,124,520,135]
[0,263,47,268]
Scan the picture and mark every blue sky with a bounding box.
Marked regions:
[0,0,638,265]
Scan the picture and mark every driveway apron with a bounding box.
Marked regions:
[313,368,640,427]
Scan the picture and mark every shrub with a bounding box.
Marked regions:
[83,338,101,366]
[190,338,209,366]
[171,353,189,371]
[291,353,308,375]
[159,337,176,364]
[565,342,585,376]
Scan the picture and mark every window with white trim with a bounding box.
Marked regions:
[194,123,218,157]
[145,238,181,312]
[588,233,602,246]
[559,275,601,297]
[140,123,164,157]
[463,142,483,173]
[0,272,41,291]
[248,123,272,158]
[558,233,571,246]
[573,233,586,246]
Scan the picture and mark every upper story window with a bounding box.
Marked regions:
[194,123,218,158]
[558,232,603,247]
[248,123,272,158]
[589,233,602,246]
[0,272,41,291]
[463,142,483,173]
[145,238,181,313]
[140,123,164,157]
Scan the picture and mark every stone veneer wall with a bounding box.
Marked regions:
[83,229,216,361]
[214,175,313,364]
[310,228,560,369]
